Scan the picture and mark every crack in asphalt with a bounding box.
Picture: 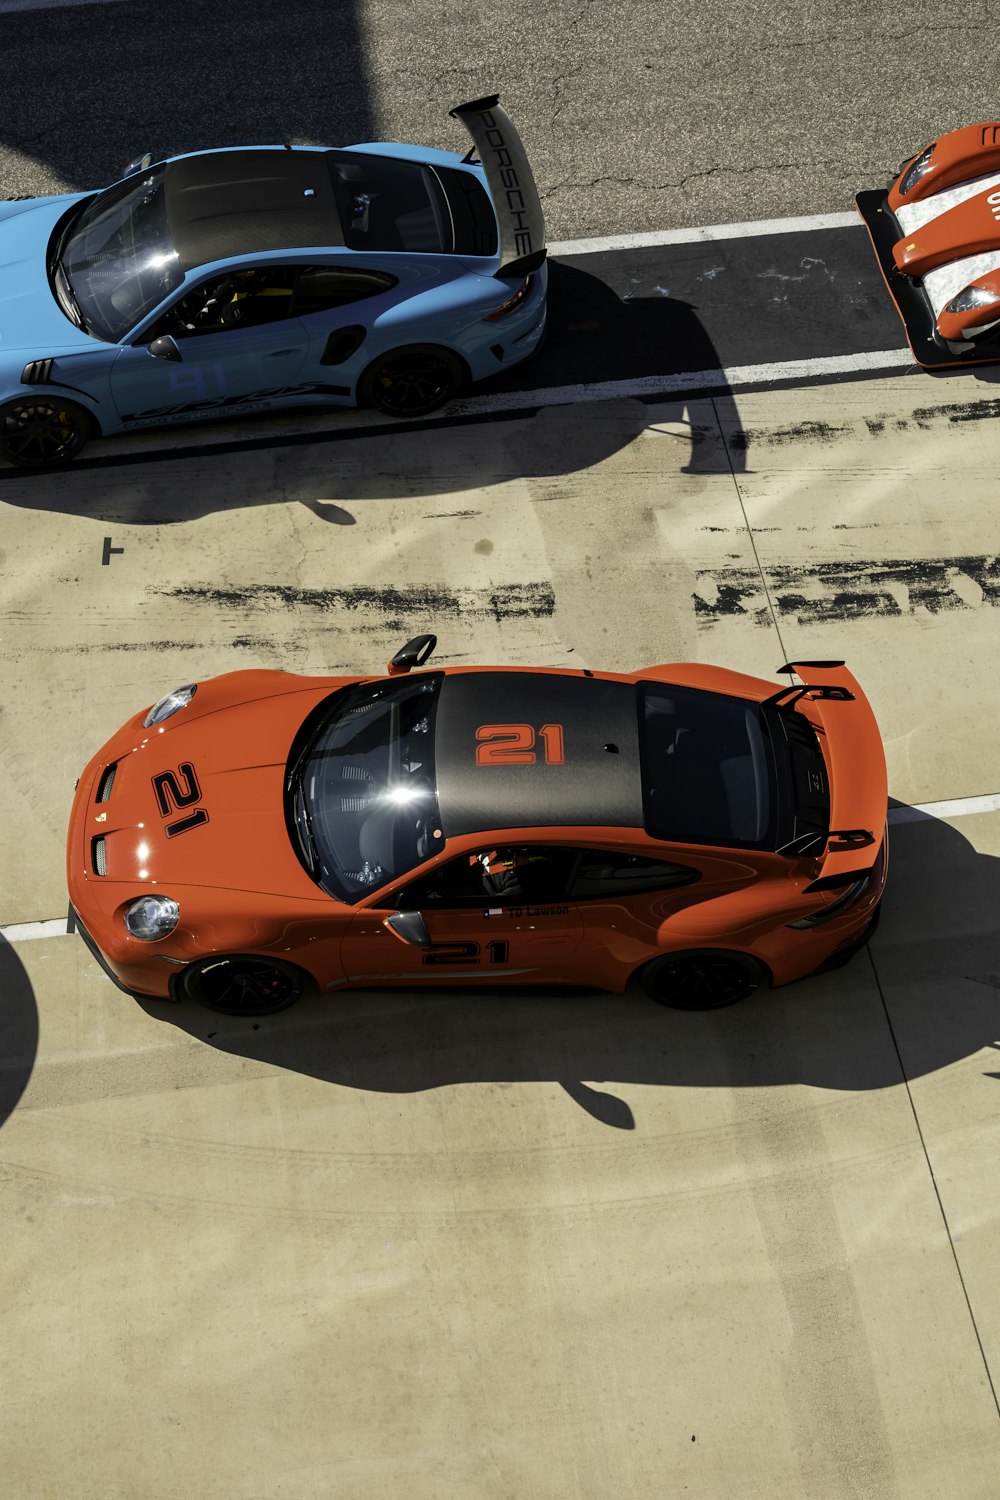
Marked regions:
[543,157,877,199]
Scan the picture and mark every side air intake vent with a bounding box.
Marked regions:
[21,359,53,385]
[91,837,107,876]
[96,762,118,802]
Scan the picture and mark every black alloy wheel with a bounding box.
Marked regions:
[177,955,308,1015]
[361,345,465,417]
[0,397,91,466]
[640,950,765,1010]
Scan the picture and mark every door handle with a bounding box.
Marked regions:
[267,349,297,357]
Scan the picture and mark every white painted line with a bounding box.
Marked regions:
[82,346,917,465]
[0,917,71,943]
[446,348,914,415]
[2,793,997,946]
[549,212,862,256]
[888,793,1000,824]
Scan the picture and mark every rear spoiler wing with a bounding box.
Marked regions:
[767,661,888,888]
[450,95,546,277]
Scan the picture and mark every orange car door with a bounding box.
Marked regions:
[341,842,584,987]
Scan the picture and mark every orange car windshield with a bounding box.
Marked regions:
[639,683,777,849]
[287,674,443,902]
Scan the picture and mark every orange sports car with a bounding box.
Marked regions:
[67,638,888,1014]
[858,122,1000,365]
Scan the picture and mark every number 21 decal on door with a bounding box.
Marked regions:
[475,723,565,766]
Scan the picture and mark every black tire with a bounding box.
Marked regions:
[0,396,92,467]
[360,344,465,417]
[175,954,309,1016]
[640,950,765,1010]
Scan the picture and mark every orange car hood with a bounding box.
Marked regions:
[893,186,1000,275]
[95,697,321,899]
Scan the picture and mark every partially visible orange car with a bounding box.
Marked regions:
[858,121,1000,365]
[67,638,887,1014]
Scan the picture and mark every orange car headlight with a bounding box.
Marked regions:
[144,683,197,728]
[124,895,180,941]
[898,144,935,195]
[945,285,1000,316]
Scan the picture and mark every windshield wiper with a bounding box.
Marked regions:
[287,768,322,880]
[53,263,88,333]
[48,201,92,332]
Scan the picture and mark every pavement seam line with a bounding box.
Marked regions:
[712,391,791,665]
[864,943,1000,1423]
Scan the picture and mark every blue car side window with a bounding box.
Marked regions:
[158,268,297,339]
[293,266,397,316]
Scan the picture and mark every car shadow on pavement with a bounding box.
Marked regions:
[138,806,1000,1129]
[0,936,39,1132]
[501,260,749,477]
[0,265,744,522]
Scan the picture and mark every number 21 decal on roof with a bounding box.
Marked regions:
[475,723,565,766]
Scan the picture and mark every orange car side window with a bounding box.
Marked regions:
[475,722,565,766]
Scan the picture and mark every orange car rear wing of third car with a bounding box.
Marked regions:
[450,95,546,277]
[765,661,888,891]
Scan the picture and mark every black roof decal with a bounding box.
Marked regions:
[435,673,642,836]
[165,150,345,270]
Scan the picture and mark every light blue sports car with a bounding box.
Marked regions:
[0,96,546,466]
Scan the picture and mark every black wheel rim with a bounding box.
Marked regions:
[652,955,757,1010]
[1,402,82,465]
[189,958,299,1015]
[374,354,456,415]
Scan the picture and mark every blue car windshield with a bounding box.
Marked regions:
[59,167,183,342]
[287,674,444,903]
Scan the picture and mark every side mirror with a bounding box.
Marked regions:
[387,634,436,676]
[383,912,432,946]
[123,152,153,177]
[148,335,182,363]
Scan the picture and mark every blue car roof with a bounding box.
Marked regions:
[165,150,345,270]
[163,145,499,269]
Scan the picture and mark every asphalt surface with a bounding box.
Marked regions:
[508,227,906,389]
[0,0,995,240]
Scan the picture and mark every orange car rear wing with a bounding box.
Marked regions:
[450,96,546,277]
[768,661,888,887]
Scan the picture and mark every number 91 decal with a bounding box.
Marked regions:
[475,723,565,766]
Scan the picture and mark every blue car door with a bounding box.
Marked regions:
[109,265,307,427]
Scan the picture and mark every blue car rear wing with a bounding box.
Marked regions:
[450,96,546,277]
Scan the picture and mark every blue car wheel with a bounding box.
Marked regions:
[360,344,466,418]
[0,396,92,467]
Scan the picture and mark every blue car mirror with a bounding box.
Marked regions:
[148,335,182,363]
